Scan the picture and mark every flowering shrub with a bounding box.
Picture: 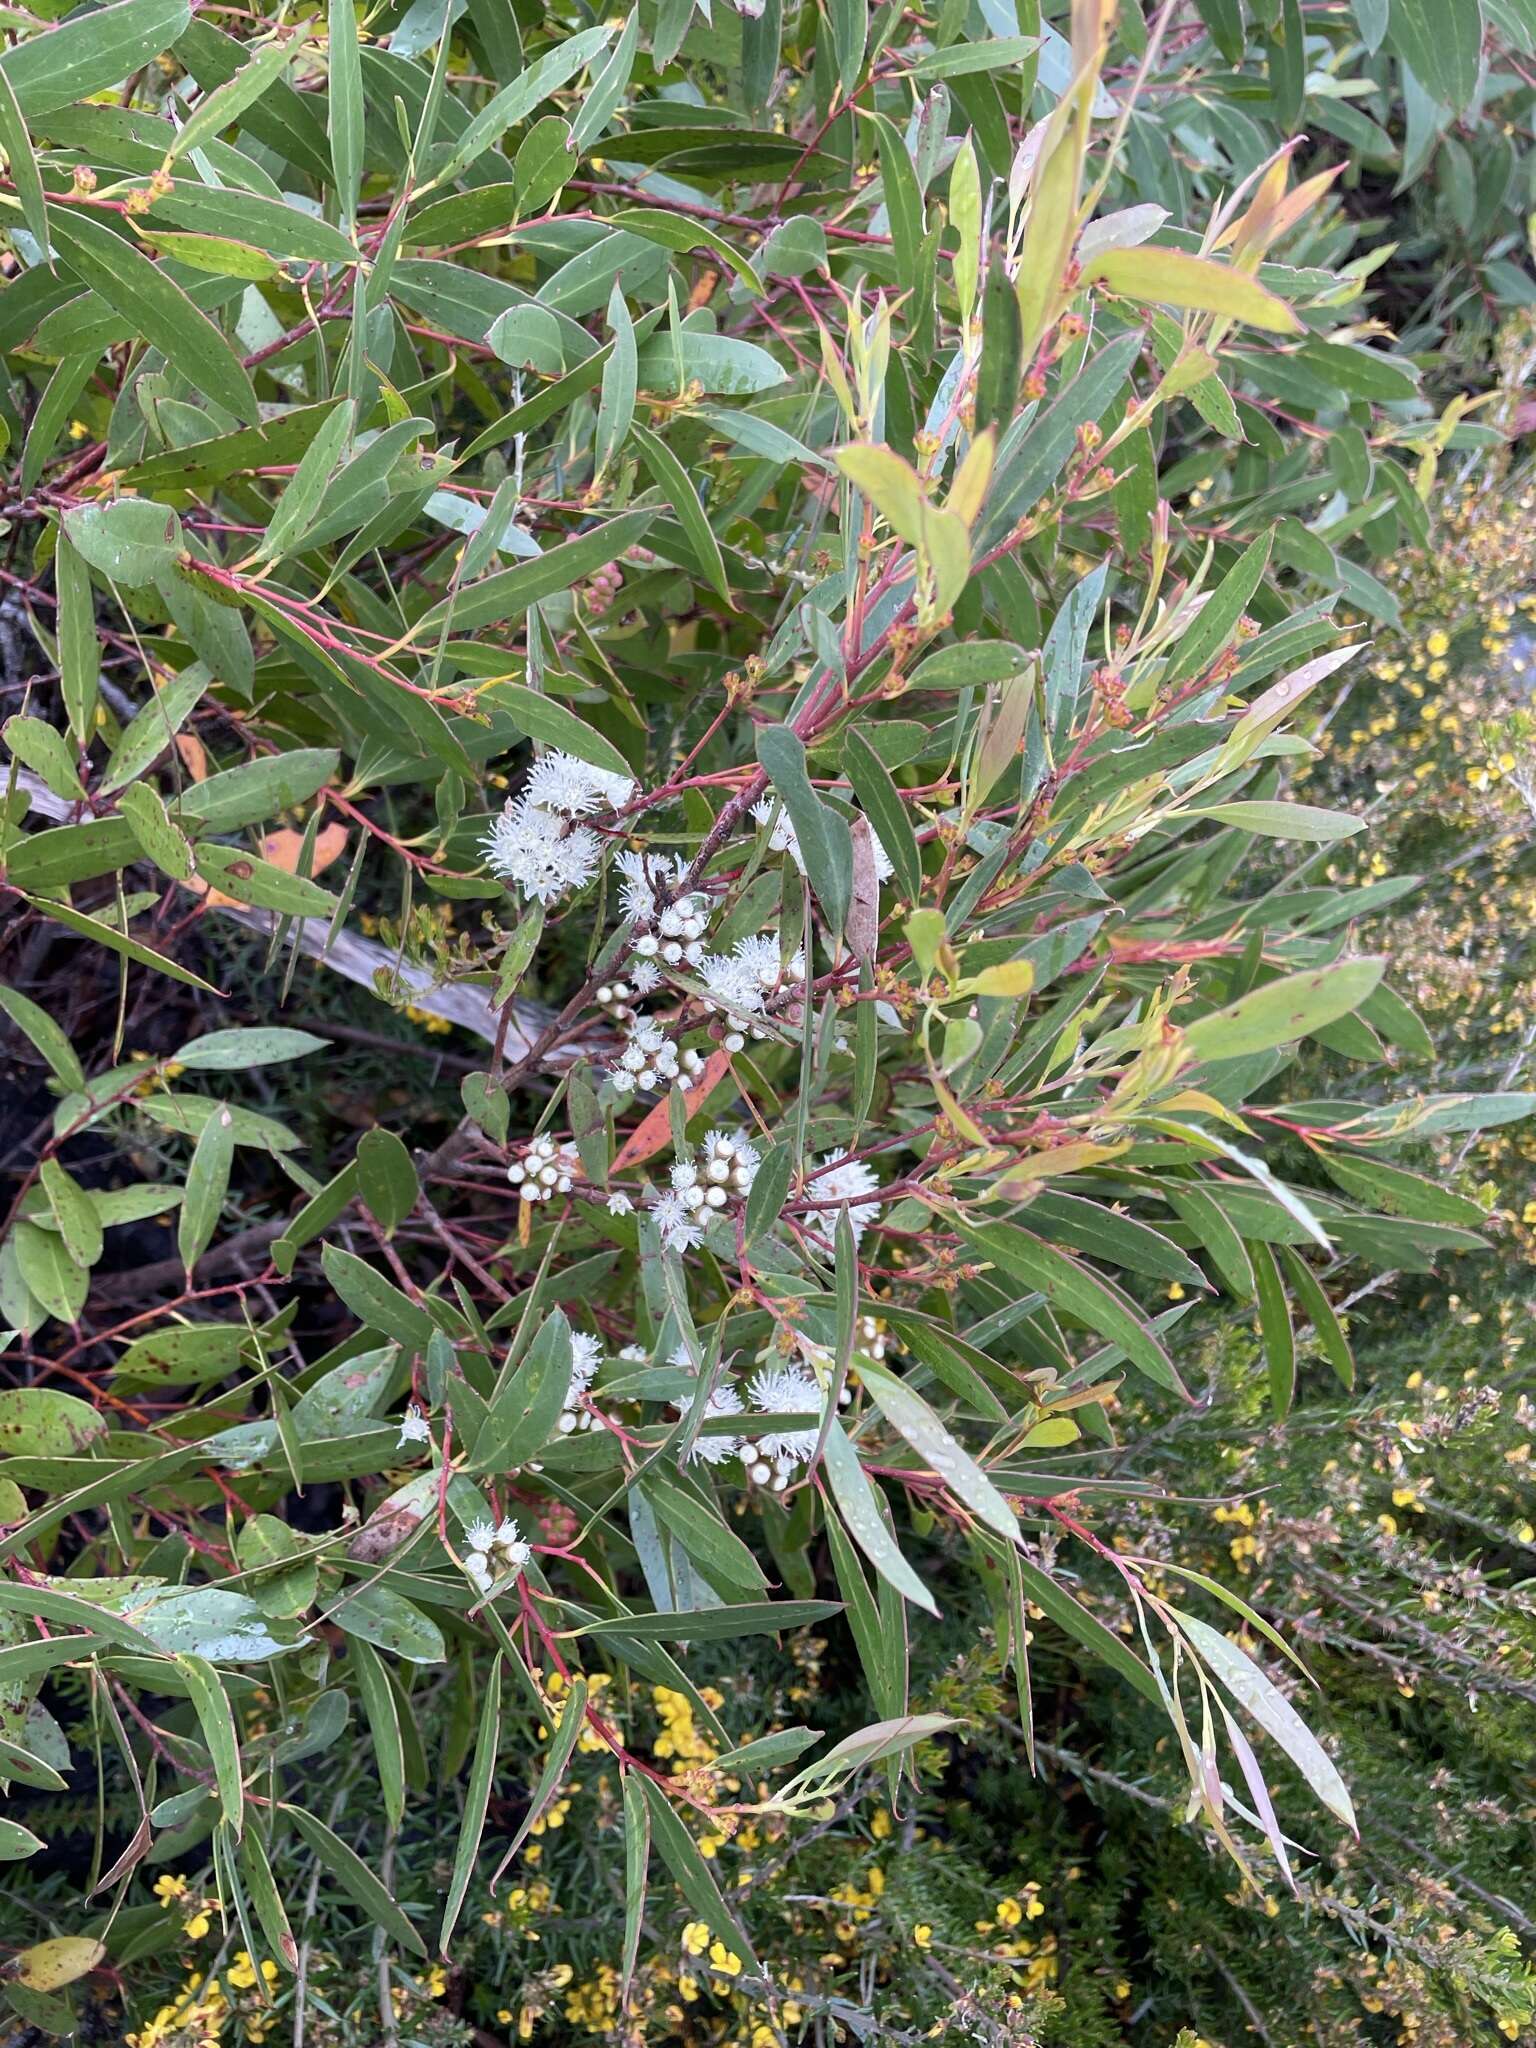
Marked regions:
[0,0,1534,2040]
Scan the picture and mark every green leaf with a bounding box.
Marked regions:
[39,1158,102,1266]
[0,985,84,1091]
[1086,246,1303,332]
[19,894,217,994]
[439,1653,502,1951]
[634,329,788,396]
[356,1129,418,1234]
[178,1103,235,1275]
[284,1802,428,1955]
[636,1774,759,1968]
[11,1219,87,1324]
[237,1826,298,1971]
[843,728,923,903]
[1188,799,1366,843]
[1176,1612,1357,1833]
[1183,960,1385,1063]
[823,1422,938,1615]
[630,418,731,606]
[959,1221,1187,1396]
[620,1772,649,2009]
[756,723,853,939]
[98,662,206,793]
[1278,1246,1354,1392]
[610,206,764,297]
[168,34,293,163]
[856,1357,1019,1541]
[421,510,655,635]
[114,1323,246,1384]
[175,1028,329,1070]
[332,1585,445,1665]
[1385,0,1484,109]
[0,0,190,117]
[63,498,184,588]
[327,0,362,223]
[118,782,196,881]
[479,683,636,782]
[1165,533,1272,686]
[348,1636,406,1832]
[55,533,98,746]
[0,1388,106,1456]
[258,398,355,562]
[49,207,259,423]
[176,1653,243,1836]
[320,1245,433,1350]
[0,67,48,279]
[1250,1238,1295,1419]
[192,843,339,916]
[429,23,612,184]
[472,1307,573,1472]
[576,1600,841,1641]
[495,1672,587,1873]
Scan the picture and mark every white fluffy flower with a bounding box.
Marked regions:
[608,1017,705,1097]
[523,748,635,817]
[462,1512,530,1598]
[812,1149,883,1246]
[482,796,601,906]
[651,1187,706,1254]
[570,1331,603,1392]
[746,1363,823,1491]
[607,1189,634,1216]
[667,1360,745,1465]
[396,1401,431,1449]
[698,933,807,1047]
[752,799,893,884]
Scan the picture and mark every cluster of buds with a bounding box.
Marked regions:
[595,978,636,1022]
[462,1515,530,1598]
[610,1019,706,1096]
[694,1128,761,1209]
[1092,664,1134,729]
[557,1332,604,1436]
[508,1133,581,1202]
[632,891,710,968]
[584,561,624,613]
[855,1314,892,1362]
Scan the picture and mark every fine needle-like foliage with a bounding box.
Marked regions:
[0,0,1532,2038]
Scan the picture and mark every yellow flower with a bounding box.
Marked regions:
[996,1898,1023,1928]
[681,1921,712,1957]
[227,1954,258,1990]
[870,1808,892,1840]
[184,1910,213,1940]
[708,1940,742,1977]
[154,1874,189,1905]
[425,1964,449,1998]
[913,1924,933,1949]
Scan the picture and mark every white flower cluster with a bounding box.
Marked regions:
[508,1133,582,1202]
[557,1330,604,1435]
[650,1128,760,1252]
[698,932,808,1050]
[462,1514,531,1598]
[810,1149,883,1246]
[669,1356,825,1492]
[609,1017,706,1097]
[616,851,712,967]
[396,1401,432,1449]
[482,749,636,906]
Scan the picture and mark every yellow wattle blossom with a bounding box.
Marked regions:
[681,1920,712,1956]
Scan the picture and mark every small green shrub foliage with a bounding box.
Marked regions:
[0,0,1533,2037]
